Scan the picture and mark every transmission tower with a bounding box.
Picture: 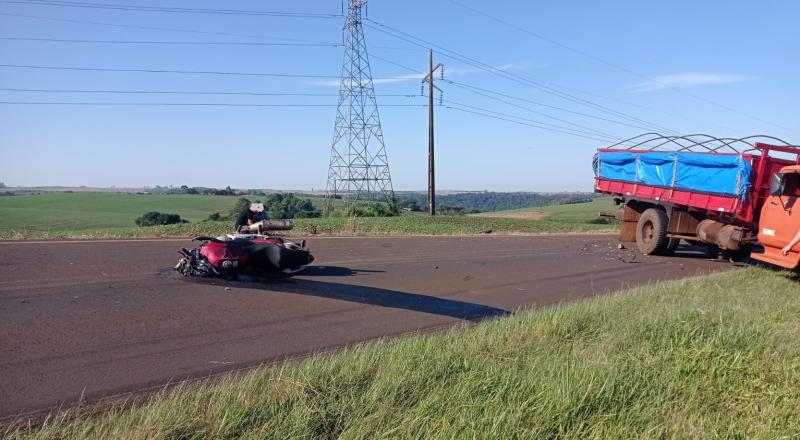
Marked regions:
[325,0,394,209]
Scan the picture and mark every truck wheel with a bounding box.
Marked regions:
[636,208,669,255]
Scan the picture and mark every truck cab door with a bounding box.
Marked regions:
[752,170,800,269]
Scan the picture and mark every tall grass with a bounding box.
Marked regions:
[8,268,800,439]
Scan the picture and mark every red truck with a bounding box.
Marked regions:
[593,134,800,269]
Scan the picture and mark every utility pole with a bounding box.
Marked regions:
[422,49,443,215]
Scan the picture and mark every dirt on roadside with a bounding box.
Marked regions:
[479,211,553,220]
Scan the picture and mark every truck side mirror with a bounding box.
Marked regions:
[770,173,785,196]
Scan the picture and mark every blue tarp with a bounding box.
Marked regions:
[597,152,637,182]
[593,151,751,198]
[637,152,675,187]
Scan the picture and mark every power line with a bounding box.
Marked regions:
[0,101,426,107]
[445,79,660,133]
[369,53,423,76]
[0,87,422,98]
[446,84,624,140]
[0,63,410,81]
[0,36,341,47]
[0,13,333,44]
[445,100,620,142]
[0,63,339,78]
[364,19,676,134]
[444,104,616,143]
[441,0,799,136]
[1,0,343,19]
[534,80,741,133]
[369,52,626,141]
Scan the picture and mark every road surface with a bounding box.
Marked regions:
[0,235,727,419]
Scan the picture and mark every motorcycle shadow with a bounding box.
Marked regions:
[188,268,510,323]
[296,266,385,277]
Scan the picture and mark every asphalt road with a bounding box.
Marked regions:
[0,235,728,419]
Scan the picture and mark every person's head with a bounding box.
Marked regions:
[250,202,265,213]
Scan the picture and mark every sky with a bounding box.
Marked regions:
[0,0,798,192]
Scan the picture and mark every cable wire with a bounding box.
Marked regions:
[0,87,422,98]
[0,101,426,107]
[0,36,341,47]
[441,0,799,136]
[0,63,340,78]
[444,104,617,143]
[369,52,627,141]
[445,79,660,133]
[365,19,675,134]
[0,12,333,44]
[1,0,343,19]
[445,100,620,142]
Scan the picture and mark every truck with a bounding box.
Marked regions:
[593,133,800,269]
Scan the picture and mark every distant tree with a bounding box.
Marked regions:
[206,212,224,221]
[263,193,321,219]
[394,191,599,213]
[0,182,6,188]
[396,198,421,212]
[135,211,184,227]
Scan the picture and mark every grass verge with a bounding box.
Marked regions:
[0,215,615,240]
[8,267,800,439]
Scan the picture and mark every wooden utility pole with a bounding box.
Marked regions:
[422,49,444,215]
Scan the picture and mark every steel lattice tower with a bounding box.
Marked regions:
[325,0,394,208]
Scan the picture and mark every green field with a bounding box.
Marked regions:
[0,193,616,240]
[10,268,800,439]
[476,197,615,221]
[0,192,329,235]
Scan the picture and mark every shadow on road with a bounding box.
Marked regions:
[186,270,510,322]
[298,266,385,277]
[264,278,510,322]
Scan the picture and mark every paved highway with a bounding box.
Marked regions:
[0,235,727,418]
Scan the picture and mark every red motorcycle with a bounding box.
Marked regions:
[175,221,313,278]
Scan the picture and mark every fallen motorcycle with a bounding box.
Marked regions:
[175,220,313,278]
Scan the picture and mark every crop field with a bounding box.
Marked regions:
[9,267,800,439]
[0,192,616,239]
[0,192,329,235]
[475,197,615,222]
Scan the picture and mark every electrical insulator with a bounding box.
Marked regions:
[440,65,445,80]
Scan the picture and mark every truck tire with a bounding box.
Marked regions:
[636,208,669,255]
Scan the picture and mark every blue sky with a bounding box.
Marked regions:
[0,0,797,191]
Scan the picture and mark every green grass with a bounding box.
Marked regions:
[476,197,616,223]
[0,192,329,237]
[9,268,800,439]
[0,193,616,240]
[0,215,615,240]
[0,192,251,233]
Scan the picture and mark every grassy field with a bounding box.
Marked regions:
[0,192,331,236]
[475,197,615,222]
[8,267,800,439]
[0,193,616,239]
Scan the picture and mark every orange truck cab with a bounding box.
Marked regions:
[751,165,800,269]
